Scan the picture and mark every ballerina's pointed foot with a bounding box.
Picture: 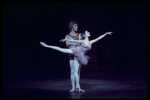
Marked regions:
[40,42,47,47]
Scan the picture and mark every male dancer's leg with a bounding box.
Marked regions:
[69,59,76,92]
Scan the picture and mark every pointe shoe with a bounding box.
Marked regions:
[75,87,84,92]
[80,88,85,92]
[76,85,85,92]
[69,88,75,92]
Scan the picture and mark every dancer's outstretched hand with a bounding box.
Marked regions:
[40,42,48,47]
[106,31,113,35]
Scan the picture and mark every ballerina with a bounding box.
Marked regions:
[40,31,113,65]
[40,31,113,92]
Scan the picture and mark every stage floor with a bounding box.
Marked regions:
[3,71,148,99]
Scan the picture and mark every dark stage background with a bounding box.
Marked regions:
[3,1,148,82]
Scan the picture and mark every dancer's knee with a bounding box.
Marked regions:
[70,69,75,74]
[74,70,78,75]
[57,47,64,52]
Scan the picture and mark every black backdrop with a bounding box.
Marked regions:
[3,1,148,81]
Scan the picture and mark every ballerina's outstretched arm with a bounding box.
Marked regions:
[40,42,73,54]
[89,31,113,45]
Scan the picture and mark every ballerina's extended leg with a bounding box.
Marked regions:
[74,57,85,92]
[76,65,85,92]
[40,42,73,54]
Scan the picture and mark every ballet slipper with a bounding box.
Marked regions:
[76,85,85,92]
[75,87,85,92]
[80,88,85,92]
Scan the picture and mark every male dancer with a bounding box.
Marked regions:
[60,21,84,92]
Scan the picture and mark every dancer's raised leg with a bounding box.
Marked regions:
[40,42,73,54]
